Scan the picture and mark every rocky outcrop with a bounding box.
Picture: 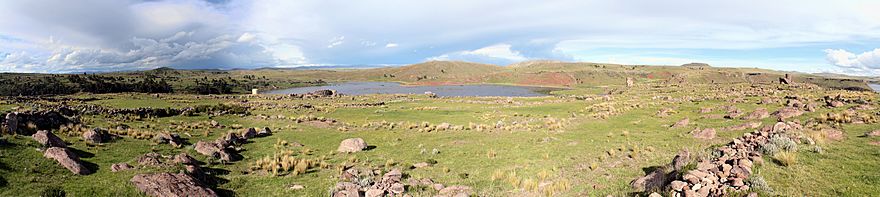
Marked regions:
[337,138,368,153]
[741,108,769,120]
[32,130,67,148]
[130,173,217,197]
[633,122,800,196]
[5,110,74,135]
[43,147,90,175]
[772,107,803,121]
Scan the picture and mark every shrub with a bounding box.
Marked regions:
[773,152,798,166]
[746,175,774,192]
[40,186,66,197]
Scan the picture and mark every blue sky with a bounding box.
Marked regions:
[1,0,879,75]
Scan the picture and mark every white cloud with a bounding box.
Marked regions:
[824,48,880,75]
[428,43,529,65]
[2,0,880,73]
[237,32,256,43]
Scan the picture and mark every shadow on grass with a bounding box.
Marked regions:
[200,166,234,197]
[364,145,377,151]
[68,147,95,158]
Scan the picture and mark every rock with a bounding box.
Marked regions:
[699,107,713,114]
[130,173,217,197]
[626,77,635,87]
[4,112,18,134]
[31,130,66,148]
[111,163,134,172]
[436,185,473,197]
[779,74,792,84]
[258,127,272,136]
[137,152,164,166]
[43,147,90,175]
[365,189,384,197]
[773,107,803,121]
[672,149,690,171]
[195,141,221,158]
[432,183,445,191]
[337,138,368,153]
[173,153,199,165]
[289,184,305,190]
[412,162,431,168]
[742,108,769,120]
[865,130,880,137]
[692,128,716,140]
[631,167,670,191]
[732,178,745,187]
[242,128,257,139]
[828,100,845,108]
[648,192,662,197]
[389,183,405,194]
[332,182,362,197]
[671,118,689,128]
[154,133,184,148]
[209,120,220,127]
[670,180,688,191]
[823,129,845,141]
[82,128,106,144]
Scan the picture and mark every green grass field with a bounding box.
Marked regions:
[0,68,878,196]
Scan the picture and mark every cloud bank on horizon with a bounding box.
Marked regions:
[1,0,879,75]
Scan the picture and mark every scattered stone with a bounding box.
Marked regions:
[436,185,473,197]
[672,149,691,171]
[412,162,431,168]
[671,118,689,128]
[337,138,368,153]
[31,130,66,148]
[43,147,90,175]
[864,130,880,137]
[258,127,272,136]
[154,132,184,148]
[130,173,217,197]
[742,108,769,120]
[630,167,671,192]
[137,152,164,166]
[173,153,199,165]
[242,128,257,139]
[111,163,134,172]
[289,184,305,190]
[692,128,716,140]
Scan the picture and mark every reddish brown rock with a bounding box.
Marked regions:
[130,173,217,197]
[111,163,134,172]
[44,147,90,175]
[337,138,368,153]
[692,128,716,140]
[671,118,689,128]
[31,130,66,148]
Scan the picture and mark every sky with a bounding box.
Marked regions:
[0,0,879,76]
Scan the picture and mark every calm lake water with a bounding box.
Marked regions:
[870,84,880,92]
[265,82,556,97]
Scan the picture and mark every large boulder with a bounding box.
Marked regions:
[772,107,803,121]
[82,128,107,144]
[337,138,368,153]
[130,173,217,197]
[32,130,66,148]
[242,128,257,139]
[4,112,18,134]
[43,147,90,175]
[194,141,234,162]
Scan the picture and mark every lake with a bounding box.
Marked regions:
[265,82,557,97]
[870,84,880,92]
